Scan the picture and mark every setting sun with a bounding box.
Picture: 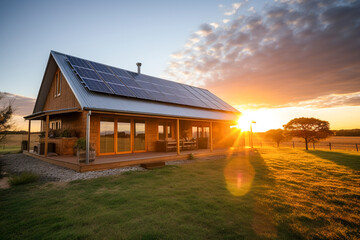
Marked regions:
[236,109,285,132]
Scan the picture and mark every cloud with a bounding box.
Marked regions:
[286,92,360,108]
[165,0,360,109]
[0,92,38,131]
[224,2,247,16]
[1,92,35,116]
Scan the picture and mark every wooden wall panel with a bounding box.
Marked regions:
[43,68,80,111]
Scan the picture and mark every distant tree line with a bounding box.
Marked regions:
[333,129,360,136]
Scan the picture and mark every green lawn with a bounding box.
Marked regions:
[1,149,359,239]
[0,146,21,154]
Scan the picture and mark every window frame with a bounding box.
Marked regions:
[54,70,62,97]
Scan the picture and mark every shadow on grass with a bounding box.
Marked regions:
[308,150,360,171]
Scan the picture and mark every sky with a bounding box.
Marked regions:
[0,0,359,132]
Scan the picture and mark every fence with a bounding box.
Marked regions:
[252,140,360,152]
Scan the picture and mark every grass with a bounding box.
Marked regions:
[0,134,39,154]
[8,172,39,186]
[0,146,21,154]
[0,148,359,239]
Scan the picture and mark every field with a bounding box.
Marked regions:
[253,135,360,152]
[1,148,359,239]
[0,134,39,154]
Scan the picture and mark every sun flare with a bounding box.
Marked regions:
[236,109,284,132]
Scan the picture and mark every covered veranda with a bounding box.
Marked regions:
[23,147,238,172]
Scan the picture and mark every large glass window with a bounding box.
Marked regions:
[198,127,203,138]
[117,120,131,152]
[100,121,114,153]
[204,127,209,138]
[192,126,198,139]
[158,123,165,140]
[134,121,145,151]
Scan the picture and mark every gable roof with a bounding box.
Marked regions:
[29,51,240,121]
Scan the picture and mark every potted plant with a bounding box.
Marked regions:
[74,138,95,163]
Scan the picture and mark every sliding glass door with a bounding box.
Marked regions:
[100,120,115,154]
[117,120,131,153]
[134,120,146,151]
[99,118,146,154]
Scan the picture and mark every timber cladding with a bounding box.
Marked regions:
[43,68,80,111]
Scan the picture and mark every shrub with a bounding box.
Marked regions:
[61,129,72,138]
[74,138,86,151]
[8,171,38,186]
[187,153,195,160]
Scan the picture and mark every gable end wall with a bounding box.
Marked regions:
[43,68,80,111]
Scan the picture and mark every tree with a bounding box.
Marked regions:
[265,129,290,147]
[0,93,13,144]
[283,117,332,150]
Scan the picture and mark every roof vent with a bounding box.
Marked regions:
[136,62,142,74]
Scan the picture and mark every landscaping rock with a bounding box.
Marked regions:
[0,153,144,182]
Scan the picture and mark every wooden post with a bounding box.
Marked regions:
[176,119,180,155]
[44,115,49,157]
[210,122,213,152]
[86,110,91,165]
[131,119,134,153]
[329,143,332,151]
[313,142,315,150]
[293,141,295,149]
[356,144,358,152]
[27,120,31,152]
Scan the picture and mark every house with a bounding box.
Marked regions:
[24,51,241,169]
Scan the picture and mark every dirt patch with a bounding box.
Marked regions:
[0,177,10,189]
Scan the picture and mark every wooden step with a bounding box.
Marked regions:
[140,162,166,169]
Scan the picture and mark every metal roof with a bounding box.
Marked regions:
[30,51,240,122]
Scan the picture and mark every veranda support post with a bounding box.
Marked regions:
[27,120,31,152]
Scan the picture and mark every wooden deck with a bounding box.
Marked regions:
[23,148,235,172]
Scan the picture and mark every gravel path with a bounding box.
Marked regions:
[0,154,144,182]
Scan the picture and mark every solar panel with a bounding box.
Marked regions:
[82,78,113,94]
[66,54,235,112]
[127,71,138,78]
[117,76,141,88]
[98,72,123,84]
[128,87,152,99]
[73,66,101,80]
[67,56,91,68]
[201,89,235,111]
[190,87,223,110]
[109,67,132,78]
[107,83,135,97]
[88,61,112,74]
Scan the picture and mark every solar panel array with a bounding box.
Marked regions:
[66,55,236,112]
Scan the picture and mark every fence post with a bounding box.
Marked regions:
[313,142,315,150]
[356,144,359,152]
[329,142,331,151]
[293,141,295,148]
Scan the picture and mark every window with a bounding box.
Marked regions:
[117,120,131,152]
[198,127,203,138]
[50,120,61,130]
[158,123,165,140]
[134,120,145,151]
[167,125,172,139]
[55,71,61,97]
[203,127,209,138]
[100,120,114,153]
[192,126,198,139]
[158,122,172,140]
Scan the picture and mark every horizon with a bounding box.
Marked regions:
[1,0,359,132]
